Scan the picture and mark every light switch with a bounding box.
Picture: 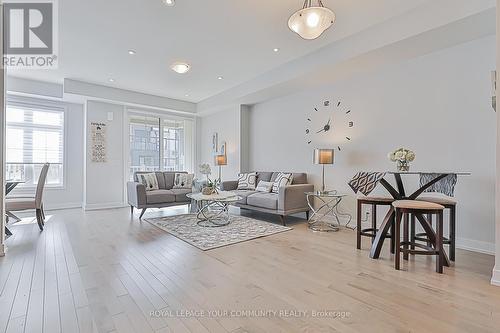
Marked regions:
[107,112,114,121]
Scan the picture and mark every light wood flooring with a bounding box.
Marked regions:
[1,205,500,333]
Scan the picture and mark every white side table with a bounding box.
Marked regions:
[305,191,352,232]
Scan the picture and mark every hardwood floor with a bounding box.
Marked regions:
[1,206,500,333]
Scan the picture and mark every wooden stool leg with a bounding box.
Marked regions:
[357,201,362,249]
[390,214,395,254]
[449,206,456,262]
[410,214,416,253]
[436,212,444,274]
[426,213,433,247]
[403,213,409,261]
[395,210,402,270]
[371,204,377,244]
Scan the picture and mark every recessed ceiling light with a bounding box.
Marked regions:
[128,50,136,55]
[273,48,279,52]
[163,0,175,6]
[108,78,115,82]
[185,94,189,97]
[217,76,223,80]
[171,62,190,74]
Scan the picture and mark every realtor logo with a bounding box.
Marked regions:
[2,0,58,68]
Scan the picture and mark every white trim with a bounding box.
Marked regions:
[83,202,128,211]
[456,237,495,255]
[64,79,196,114]
[491,266,500,286]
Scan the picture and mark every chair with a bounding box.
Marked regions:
[357,196,395,251]
[415,196,456,261]
[6,163,50,231]
[392,200,445,273]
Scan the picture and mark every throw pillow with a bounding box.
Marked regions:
[256,181,273,193]
[173,173,194,189]
[272,172,293,194]
[137,173,159,191]
[237,172,257,190]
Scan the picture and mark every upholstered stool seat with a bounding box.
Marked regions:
[392,200,446,273]
[357,196,395,251]
[415,196,457,261]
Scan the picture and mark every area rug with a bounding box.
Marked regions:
[144,214,292,251]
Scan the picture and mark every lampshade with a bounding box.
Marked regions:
[215,154,227,166]
[313,149,334,165]
[288,0,335,40]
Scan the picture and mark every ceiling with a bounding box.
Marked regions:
[8,0,432,103]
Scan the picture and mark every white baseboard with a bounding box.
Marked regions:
[456,237,495,255]
[491,266,500,286]
[84,202,128,211]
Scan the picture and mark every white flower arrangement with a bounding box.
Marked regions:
[199,163,212,176]
[198,163,219,193]
[388,148,415,171]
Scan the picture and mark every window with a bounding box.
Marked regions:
[6,102,65,187]
[128,112,193,180]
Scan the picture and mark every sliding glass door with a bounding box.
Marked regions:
[128,111,194,180]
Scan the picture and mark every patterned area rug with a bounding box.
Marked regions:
[145,214,292,251]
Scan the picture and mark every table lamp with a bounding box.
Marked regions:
[215,154,227,181]
[313,148,334,194]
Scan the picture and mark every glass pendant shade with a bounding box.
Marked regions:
[288,0,335,40]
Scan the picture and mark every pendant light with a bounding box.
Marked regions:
[288,0,335,40]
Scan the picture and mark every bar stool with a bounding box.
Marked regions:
[415,196,456,261]
[392,200,445,273]
[357,197,395,251]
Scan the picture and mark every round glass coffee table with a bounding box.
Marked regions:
[305,191,352,232]
[187,191,242,227]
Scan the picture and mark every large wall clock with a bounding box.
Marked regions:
[305,99,354,151]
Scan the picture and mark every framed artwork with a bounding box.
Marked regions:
[219,141,226,156]
[212,132,218,153]
[91,122,106,162]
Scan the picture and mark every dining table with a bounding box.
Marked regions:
[349,171,470,266]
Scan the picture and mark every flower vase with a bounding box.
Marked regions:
[397,160,410,172]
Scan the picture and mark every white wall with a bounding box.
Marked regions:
[196,36,496,253]
[197,106,241,180]
[84,101,126,210]
[492,0,500,286]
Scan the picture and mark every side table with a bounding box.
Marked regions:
[305,191,352,232]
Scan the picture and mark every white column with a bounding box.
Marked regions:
[0,1,6,257]
[493,0,500,285]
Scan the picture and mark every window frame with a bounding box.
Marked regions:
[126,108,195,181]
[5,95,68,191]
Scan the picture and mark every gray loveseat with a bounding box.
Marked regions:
[127,171,193,219]
[221,172,314,225]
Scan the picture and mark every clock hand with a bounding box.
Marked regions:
[316,128,325,134]
[327,118,331,126]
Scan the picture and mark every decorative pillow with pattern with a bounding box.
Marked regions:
[137,173,159,191]
[256,181,273,193]
[173,173,194,189]
[272,172,293,194]
[237,172,257,190]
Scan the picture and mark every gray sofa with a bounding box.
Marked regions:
[221,172,314,225]
[127,171,192,219]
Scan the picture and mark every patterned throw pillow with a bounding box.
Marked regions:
[237,172,257,190]
[272,172,293,194]
[256,181,273,193]
[173,173,194,189]
[137,173,159,191]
